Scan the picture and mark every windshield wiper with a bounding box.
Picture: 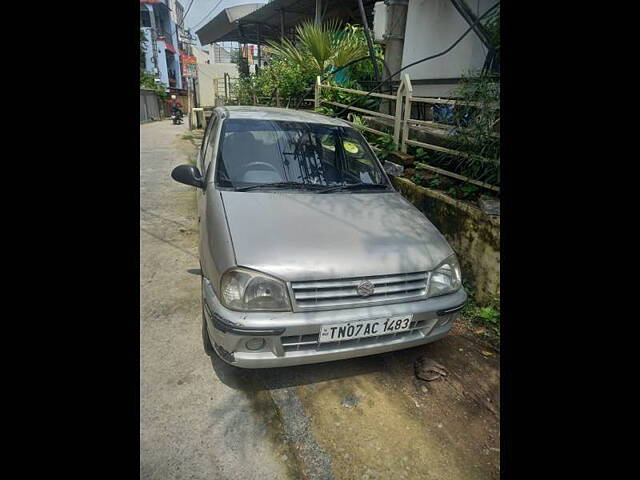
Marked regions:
[318,183,389,194]
[234,182,325,192]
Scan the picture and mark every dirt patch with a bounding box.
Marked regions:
[296,331,500,480]
[247,389,305,480]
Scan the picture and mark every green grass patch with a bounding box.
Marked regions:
[460,282,500,349]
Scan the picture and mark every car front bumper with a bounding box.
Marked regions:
[203,278,467,368]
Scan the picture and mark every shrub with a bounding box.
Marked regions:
[140,68,167,103]
[417,71,500,188]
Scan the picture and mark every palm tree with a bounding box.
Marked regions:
[266,20,368,77]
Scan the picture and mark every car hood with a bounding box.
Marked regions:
[220,191,454,282]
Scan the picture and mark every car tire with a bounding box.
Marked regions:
[201,275,215,357]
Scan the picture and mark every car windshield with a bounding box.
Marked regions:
[215,119,388,191]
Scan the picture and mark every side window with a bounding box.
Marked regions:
[198,114,216,173]
[202,122,217,179]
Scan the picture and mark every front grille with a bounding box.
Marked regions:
[290,271,429,311]
[281,319,429,353]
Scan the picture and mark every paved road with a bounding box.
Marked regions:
[140,119,500,480]
[140,120,295,480]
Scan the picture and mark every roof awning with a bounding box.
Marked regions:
[140,0,167,5]
[164,42,177,54]
[195,0,376,46]
[195,3,265,45]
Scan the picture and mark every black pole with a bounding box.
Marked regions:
[448,0,494,51]
[280,9,285,40]
[356,0,381,82]
[257,23,262,73]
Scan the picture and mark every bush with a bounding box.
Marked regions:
[461,284,500,348]
[320,77,381,116]
[416,71,500,189]
[231,23,385,111]
[231,57,315,107]
[140,68,167,103]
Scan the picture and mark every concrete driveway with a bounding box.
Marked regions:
[140,119,500,480]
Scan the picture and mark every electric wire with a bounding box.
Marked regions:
[329,1,500,118]
[187,2,499,112]
[291,2,498,113]
[190,0,225,31]
[182,0,197,21]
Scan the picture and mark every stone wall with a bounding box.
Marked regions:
[391,176,500,303]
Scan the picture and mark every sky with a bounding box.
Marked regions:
[182,0,266,46]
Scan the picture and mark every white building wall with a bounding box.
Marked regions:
[192,46,211,65]
[401,0,498,97]
[196,63,239,106]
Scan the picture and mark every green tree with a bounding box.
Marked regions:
[140,68,167,103]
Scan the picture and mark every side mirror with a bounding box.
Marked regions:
[171,164,205,189]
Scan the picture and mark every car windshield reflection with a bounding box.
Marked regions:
[215,119,388,192]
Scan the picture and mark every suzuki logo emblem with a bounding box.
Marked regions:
[357,280,375,297]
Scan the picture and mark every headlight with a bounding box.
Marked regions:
[428,255,462,297]
[220,268,291,311]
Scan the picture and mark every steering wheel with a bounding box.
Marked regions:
[244,162,280,175]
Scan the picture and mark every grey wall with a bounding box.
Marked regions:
[392,176,500,303]
[140,89,162,122]
[402,0,498,97]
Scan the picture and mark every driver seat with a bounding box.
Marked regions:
[223,131,283,183]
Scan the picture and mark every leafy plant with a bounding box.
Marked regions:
[423,70,500,189]
[230,55,316,107]
[321,77,380,114]
[477,306,500,324]
[230,23,384,115]
[460,283,501,347]
[482,5,500,50]
[420,176,440,188]
[266,20,368,78]
[314,105,336,116]
[334,24,384,83]
[481,4,500,72]
[140,68,167,103]
[360,130,396,161]
[257,57,315,105]
[231,74,260,106]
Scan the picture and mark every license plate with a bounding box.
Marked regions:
[318,315,414,344]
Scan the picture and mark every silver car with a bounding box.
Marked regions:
[171,106,466,368]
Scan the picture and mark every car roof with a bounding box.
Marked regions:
[215,106,351,127]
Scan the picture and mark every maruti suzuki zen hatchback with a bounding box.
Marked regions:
[171,106,466,368]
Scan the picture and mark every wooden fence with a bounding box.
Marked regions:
[315,74,500,193]
[186,72,499,192]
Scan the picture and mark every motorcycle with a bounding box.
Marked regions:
[171,108,183,125]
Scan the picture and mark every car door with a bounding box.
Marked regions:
[197,113,219,267]
[197,114,217,223]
